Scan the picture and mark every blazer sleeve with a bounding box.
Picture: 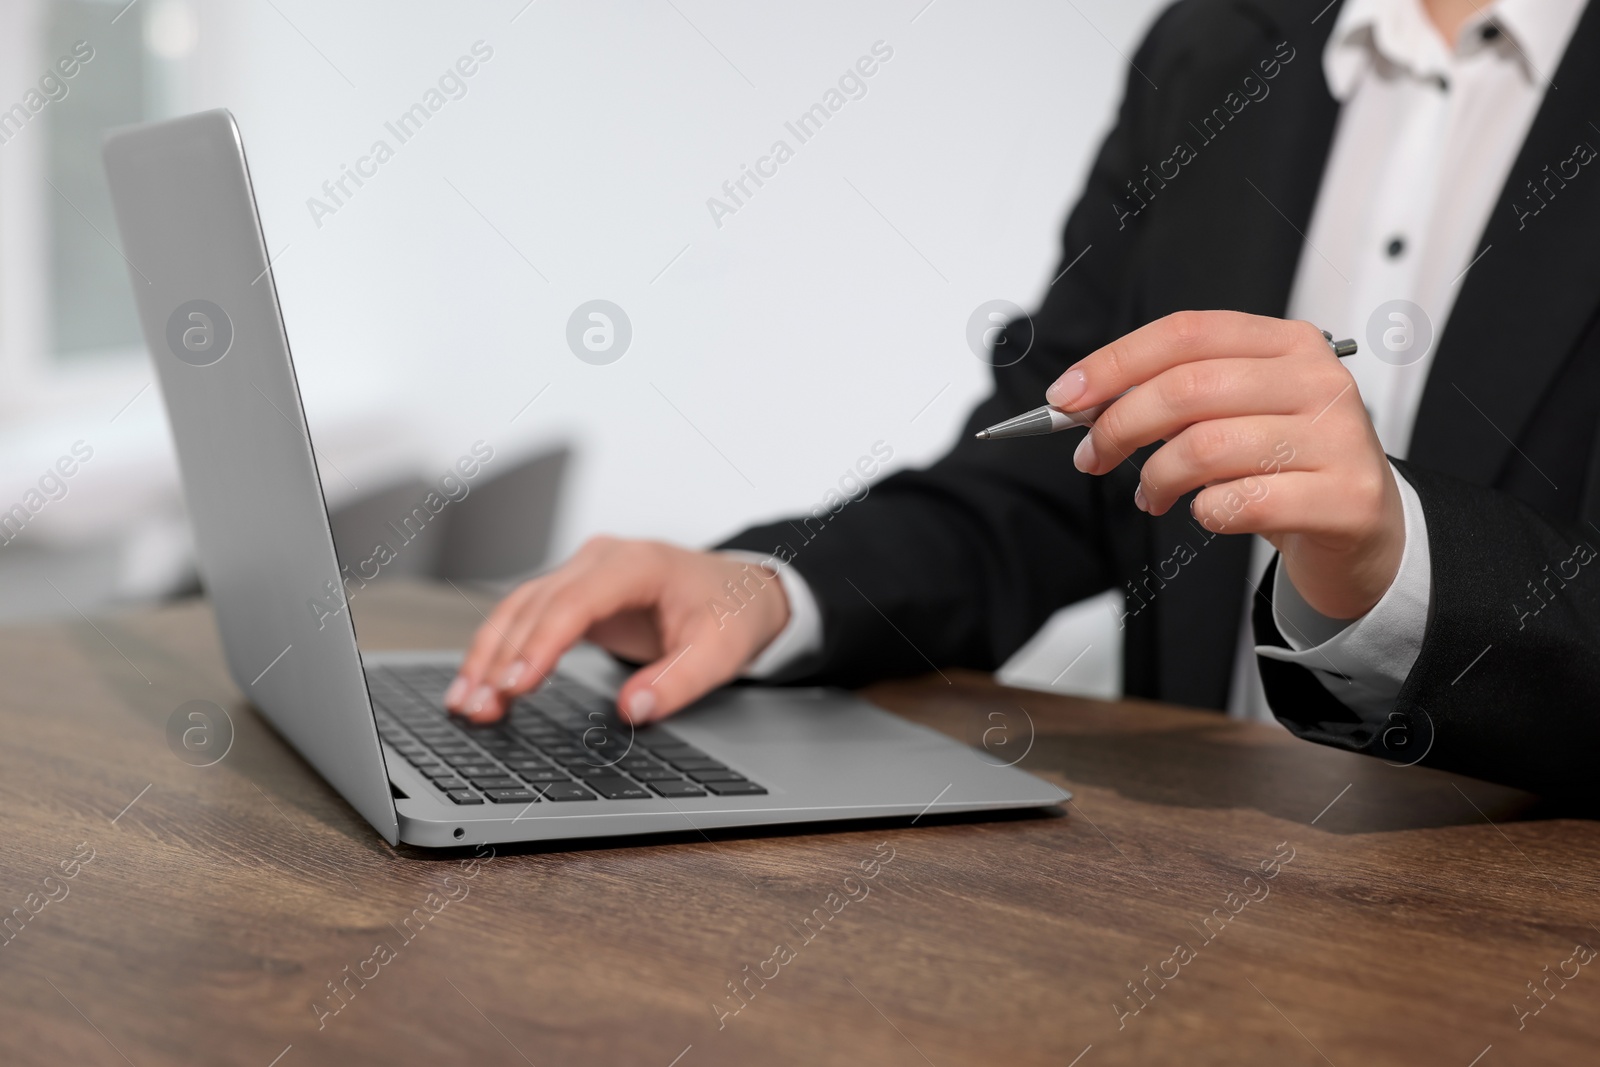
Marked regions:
[715,8,1187,688]
[1255,458,1600,805]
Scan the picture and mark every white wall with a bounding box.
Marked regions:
[212,0,1164,528]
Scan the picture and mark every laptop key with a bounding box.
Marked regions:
[484,788,540,804]
[432,778,468,791]
[630,768,683,781]
[469,776,523,791]
[585,777,654,800]
[560,755,614,771]
[648,744,704,759]
[566,764,624,779]
[687,770,747,783]
[663,758,727,772]
[417,765,460,779]
[445,790,484,805]
[704,781,768,796]
[453,764,503,779]
[630,730,686,749]
[539,783,597,801]
[646,751,704,767]
[515,769,570,783]
[648,780,707,798]
[507,706,551,722]
[503,758,553,772]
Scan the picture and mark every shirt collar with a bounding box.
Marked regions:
[1493,0,1590,83]
[1323,0,1587,100]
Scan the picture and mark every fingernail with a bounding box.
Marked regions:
[443,676,469,708]
[627,689,656,722]
[465,685,496,716]
[499,661,528,690]
[1133,484,1148,513]
[1046,367,1088,408]
[1073,433,1099,473]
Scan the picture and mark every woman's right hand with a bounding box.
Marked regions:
[443,537,792,725]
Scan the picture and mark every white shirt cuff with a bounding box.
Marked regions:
[719,551,825,679]
[1254,462,1431,722]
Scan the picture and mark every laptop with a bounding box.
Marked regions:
[102,109,1067,848]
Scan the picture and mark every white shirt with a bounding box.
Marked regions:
[739,0,1587,717]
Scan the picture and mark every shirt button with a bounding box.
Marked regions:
[1435,74,1450,91]
[1386,236,1406,258]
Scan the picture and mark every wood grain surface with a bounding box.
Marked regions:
[0,579,1595,1066]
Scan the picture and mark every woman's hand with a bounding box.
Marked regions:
[444,538,792,724]
[1049,310,1406,621]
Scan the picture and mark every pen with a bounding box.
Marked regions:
[975,332,1358,441]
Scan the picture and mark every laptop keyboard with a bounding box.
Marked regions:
[365,665,768,806]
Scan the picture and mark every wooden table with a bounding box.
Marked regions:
[2,580,1597,1066]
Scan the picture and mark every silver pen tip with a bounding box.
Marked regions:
[974,430,991,441]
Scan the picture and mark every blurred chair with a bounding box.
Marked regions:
[327,446,569,592]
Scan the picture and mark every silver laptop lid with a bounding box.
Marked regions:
[104,109,399,843]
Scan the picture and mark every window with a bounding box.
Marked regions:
[45,0,155,360]
[0,0,197,395]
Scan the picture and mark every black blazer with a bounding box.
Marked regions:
[722,0,1600,802]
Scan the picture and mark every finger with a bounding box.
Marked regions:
[453,578,597,724]
[466,556,666,723]
[478,577,572,696]
[1190,470,1388,541]
[616,634,748,724]
[453,539,623,718]
[480,545,669,693]
[446,578,546,710]
[454,586,581,725]
[1045,311,1324,411]
[1074,357,1347,475]
[1134,416,1310,516]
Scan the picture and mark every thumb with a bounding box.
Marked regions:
[617,640,742,724]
